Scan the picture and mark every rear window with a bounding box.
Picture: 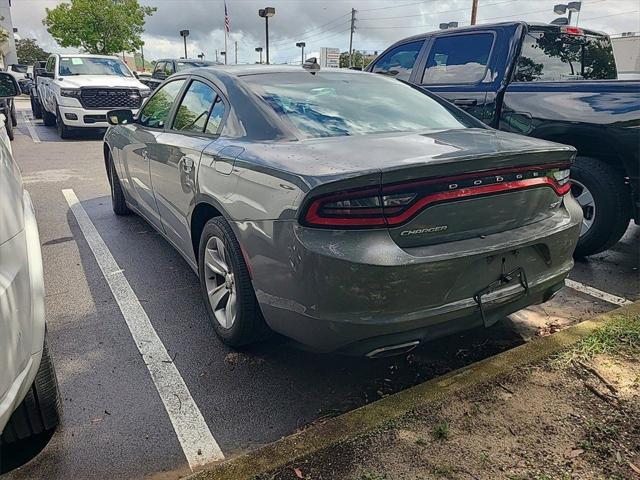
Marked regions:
[244,72,473,139]
[514,30,617,82]
[422,33,494,84]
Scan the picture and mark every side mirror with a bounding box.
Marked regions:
[107,109,134,126]
[35,68,46,77]
[133,71,139,79]
[0,72,20,98]
[40,70,54,79]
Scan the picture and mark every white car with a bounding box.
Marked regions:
[0,72,60,447]
[36,53,150,138]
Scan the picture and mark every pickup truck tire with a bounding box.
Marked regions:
[10,100,17,128]
[108,153,131,216]
[56,107,72,139]
[571,156,631,257]
[4,111,14,141]
[0,337,61,444]
[42,109,56,127]
[30,95,42,119]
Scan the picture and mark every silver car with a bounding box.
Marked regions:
[0,72,61,445]
[104,65,581,356]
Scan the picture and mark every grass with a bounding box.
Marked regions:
[431,420,450,441]
[556,312,640,364]
[357,471,386,480]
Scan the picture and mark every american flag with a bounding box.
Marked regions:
[224,1,230,33]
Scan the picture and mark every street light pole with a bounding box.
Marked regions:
[296,42,306,65]
[179,29,190,59]
[258,7,275,65]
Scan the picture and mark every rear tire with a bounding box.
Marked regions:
[4,110,14,141]
[10,100,16,128]
[0,337,61,444]
[198,217,269,347]
[43,109,56,127]
[31,95,42,119]
[108,153,131,216]
[571,156,631,257]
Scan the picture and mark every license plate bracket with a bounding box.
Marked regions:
[473,266,529,327]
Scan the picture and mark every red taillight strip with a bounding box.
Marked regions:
[385,177,570,226]
[382,162,571,193]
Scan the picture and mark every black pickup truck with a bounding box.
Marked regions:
[367,22,640,257]
[139,58,221,91]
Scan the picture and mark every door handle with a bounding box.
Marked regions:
[453,98,478,107]
[181,156,194,174]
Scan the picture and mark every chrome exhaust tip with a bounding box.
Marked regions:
[366,340,420,359]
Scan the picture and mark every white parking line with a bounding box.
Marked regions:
[21,110,41,144]
[62,188,224,470]
[565,278,633,306]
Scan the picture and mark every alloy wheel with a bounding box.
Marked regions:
[571,179,596,236]
[204,236,237,329]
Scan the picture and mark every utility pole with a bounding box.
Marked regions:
[470,0,478,25]
[140,45,145,72]
[235,41,238,64]
[348,8,356,68]
[215,49,219,62]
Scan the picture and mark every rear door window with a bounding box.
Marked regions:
[421,33,494,84]
[172,80,216,133]
[205,96,226,135]
[514,31,617,82]
[371,41,424,81]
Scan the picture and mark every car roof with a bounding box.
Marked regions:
[58,53,119,58]
[196,64,364,77]
[387,21,609,47]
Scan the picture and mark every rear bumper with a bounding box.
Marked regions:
[57,105,139,128]
[239,195,582,355]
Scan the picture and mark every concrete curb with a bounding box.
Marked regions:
[186,300,640,480]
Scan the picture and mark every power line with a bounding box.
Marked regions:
[269,20,352,47]
[358,0,514,21]
[268,11,351,47]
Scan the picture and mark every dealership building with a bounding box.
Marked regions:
[0,0,17,68]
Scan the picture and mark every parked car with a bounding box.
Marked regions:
[5,63,29,82]
[35,54,150,139]
[103,65,581,356]
[0,72,61,447]
[367,22,640,257]
[139,58,222,91]
[29,60,47,120]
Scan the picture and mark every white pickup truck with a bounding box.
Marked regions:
[36,54,150,139]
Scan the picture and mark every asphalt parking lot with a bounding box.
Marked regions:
[2,96,639,480]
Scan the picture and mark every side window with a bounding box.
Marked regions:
[154,62,166,77]
[421,33,494,85]
[205,96,226,135]
[164,62,175,77]
[139,79,185,129]
[173,80,216,133]
[371,41,424,81]
[45,57,55,73]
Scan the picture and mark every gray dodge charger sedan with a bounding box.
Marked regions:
[103,65,581,357]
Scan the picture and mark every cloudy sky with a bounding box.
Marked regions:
[10,0,640,64]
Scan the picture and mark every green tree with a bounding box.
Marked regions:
[16,38,50,64]
[43,0,156,55]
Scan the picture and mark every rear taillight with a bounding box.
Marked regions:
[301,163,571,228]
[561,26,584,36]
